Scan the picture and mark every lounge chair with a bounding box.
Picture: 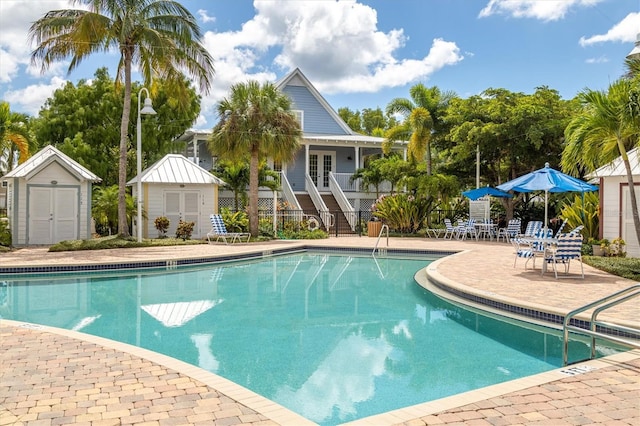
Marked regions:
[207,214,250,244]
[462,218,478,240]
[497,218,521,242]
[443,219,462,239]
[543,233,584,279]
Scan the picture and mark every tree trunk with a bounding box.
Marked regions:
[117,54,132,237]
[249,145,259,237]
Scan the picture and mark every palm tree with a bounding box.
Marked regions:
[209,81,302,237]
[29,0,214,237]
[562,78,640,245]
[0,102,35,174]
[384,84,455,175]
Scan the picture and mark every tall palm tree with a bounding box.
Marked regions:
[209,81,302,237]
[29,0,214,237]
[384,84,455,175]
[0,102,35,174]
[562,78,640,245]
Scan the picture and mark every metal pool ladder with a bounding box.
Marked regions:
[563,284,640,366]
[372,224,389,256]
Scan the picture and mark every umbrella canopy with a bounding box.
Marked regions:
[497,162,598,230]
[462,186,512,201]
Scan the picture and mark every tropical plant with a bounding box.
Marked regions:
[175,220,195,240]
[154,216,170,238]
[350,156,386,198]
[0,219,11,247]
[92,185,139,236]
[209,80,302,237]
[562,78,640,245]
[220,208,249,233]
[371,193,430,233]
[0,102,35,174]
[384,84,455,174]
[29,0,214,238]
[558,192,599,240]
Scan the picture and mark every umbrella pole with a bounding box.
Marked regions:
[544,190,548,234]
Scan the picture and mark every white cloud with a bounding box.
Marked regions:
[478,0,603,22]
[579,12,640,46]
[197,9,216,24]
[585,56,609,64]
[3,76,67,116]
[0,1,77,83]
[197,0,462,116]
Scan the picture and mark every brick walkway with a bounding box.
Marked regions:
[1,237,639,425]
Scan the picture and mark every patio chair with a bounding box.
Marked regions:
[443,219,463,239]
[207,214,250,244]
[513,227,552,269]
[567,225,584,236]
[462,218,478,240]
[543,233,584,279]
[497,218,521,242]
[553,218,568,238]
[520,220,542,238]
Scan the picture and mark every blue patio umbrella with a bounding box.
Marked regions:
[497,162,598,230]
[462,186,512,201]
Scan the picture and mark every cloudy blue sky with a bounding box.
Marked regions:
[0,0,638,129]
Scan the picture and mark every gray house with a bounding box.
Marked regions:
[177,68,407,232]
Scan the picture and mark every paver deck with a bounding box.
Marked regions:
[1,237,639,425]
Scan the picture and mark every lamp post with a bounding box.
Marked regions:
[136,87,157,242]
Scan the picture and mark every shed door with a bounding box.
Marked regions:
[164,191,201,237]
[28,186,78,245]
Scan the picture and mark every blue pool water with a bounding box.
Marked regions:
[0,252,619,425]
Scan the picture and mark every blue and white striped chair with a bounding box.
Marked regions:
[207,214,250,244]
[497,218,521,242]
[513,228,552,269]
[520,220,542,238]
[543,233,584,279]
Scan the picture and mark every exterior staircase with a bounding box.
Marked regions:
[295,194,356,235]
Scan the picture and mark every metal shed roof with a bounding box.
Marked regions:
[127,154,225,185]
[587,148,640,178]
[2,145,101,182]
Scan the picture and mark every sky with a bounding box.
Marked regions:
[0,0,639,130]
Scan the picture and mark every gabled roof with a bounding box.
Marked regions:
[276,67,358,136]
[127,154,225,185]
[2,145,101,182]
[587,148,640,178]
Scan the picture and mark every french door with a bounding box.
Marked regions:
[164,191,201,237]
[309,151,335,191]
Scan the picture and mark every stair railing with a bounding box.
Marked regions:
[563,284,640,365]
[329,172,356,231]
[305,174,334,229]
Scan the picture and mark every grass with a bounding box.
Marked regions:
[582,256,640,281]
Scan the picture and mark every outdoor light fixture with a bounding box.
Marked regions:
[137,87,157,242]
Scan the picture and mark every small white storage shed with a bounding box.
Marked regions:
[128,154,225,239]
[1,145,101,246]
[587,147,640,257]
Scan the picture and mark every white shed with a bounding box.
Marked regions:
[587,148,640,257]
[1,145,101,246]
[128,154,225,239]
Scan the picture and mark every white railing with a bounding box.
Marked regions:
[278,171,302,211]
[331,172,393,194]
[305,174,334,229]
[329,172,356,231]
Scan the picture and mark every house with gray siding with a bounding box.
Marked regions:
[177,68,406,233]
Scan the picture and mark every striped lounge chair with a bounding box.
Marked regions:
[207,214,250,244]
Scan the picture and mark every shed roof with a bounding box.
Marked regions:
[127,154,225,185]
[2,145,101,182]
[587,147,640,178]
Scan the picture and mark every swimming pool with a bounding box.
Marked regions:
[0,252,620,425]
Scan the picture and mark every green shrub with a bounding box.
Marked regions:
[220,208,249,232]
[0,219,11,247]
[372,193,430,233]
[154,216,170,238]
[175,220,195,240]
[583,256,640,281]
